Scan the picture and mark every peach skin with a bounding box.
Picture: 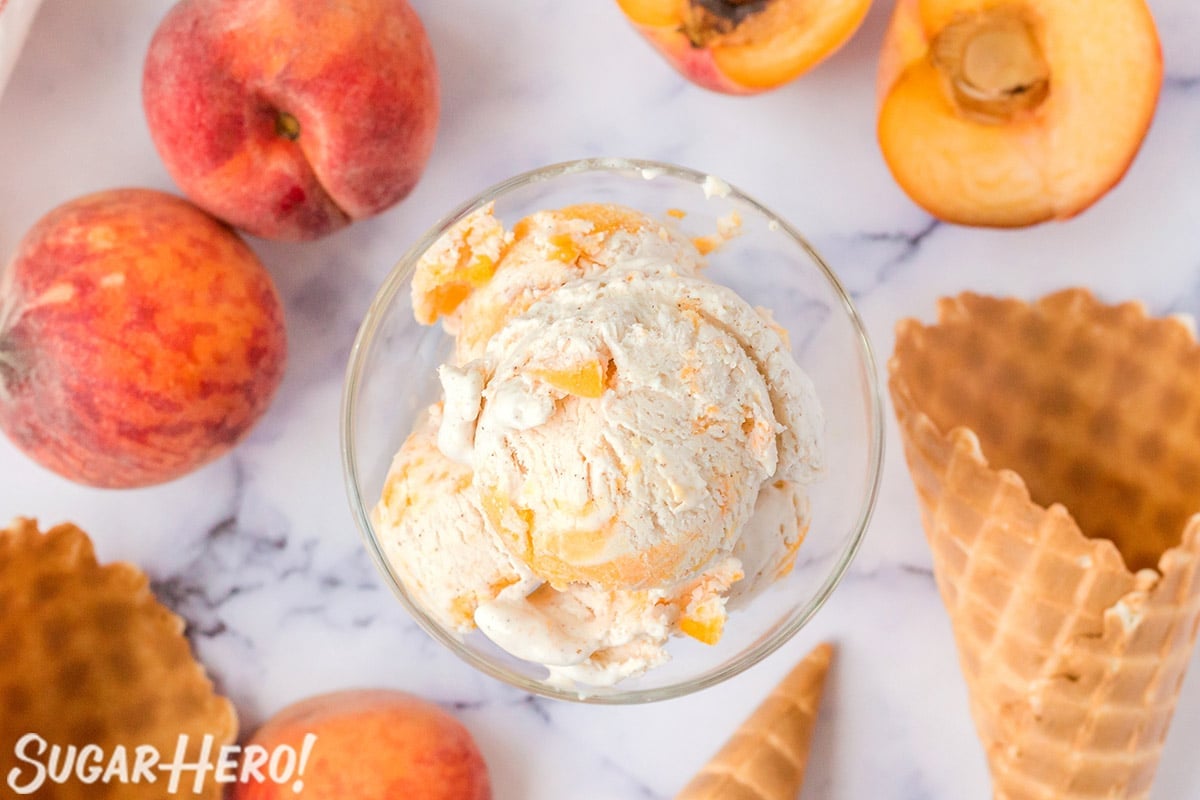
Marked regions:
[0,188,287,488]
[143,0,439,241]
[231,690,491,800]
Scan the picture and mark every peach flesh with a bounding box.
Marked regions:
[876,0,1162,226]
[619,0,872,94]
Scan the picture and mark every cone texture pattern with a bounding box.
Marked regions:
[889,290,1200,800]
[676,642,833,800]
[0,518,238,800]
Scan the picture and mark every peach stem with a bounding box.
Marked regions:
[0,292,18,346]
[275,111,301,141]
[0,350,15,401]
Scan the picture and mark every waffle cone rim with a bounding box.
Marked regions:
[888,288,1200,595]
[888,289,1200,799]
[0,517,239,750]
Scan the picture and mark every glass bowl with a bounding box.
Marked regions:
[341,157,883,703]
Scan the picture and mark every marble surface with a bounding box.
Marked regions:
[2,0,1199,797]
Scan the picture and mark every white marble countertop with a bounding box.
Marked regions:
[2,0,1199,797]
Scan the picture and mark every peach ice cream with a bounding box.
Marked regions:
[374,203,824,687]
[374,403,538,633]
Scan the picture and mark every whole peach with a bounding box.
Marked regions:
[142,0,439,241]
[231,689,492,800]
[0,188,286,488]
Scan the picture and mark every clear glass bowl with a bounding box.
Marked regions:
[341,158,883,703]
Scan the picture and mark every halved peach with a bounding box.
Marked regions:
[617,0,872,94]
[877,0,1162,227]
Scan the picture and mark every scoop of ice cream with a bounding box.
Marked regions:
[473,583,673,669]
[447,267,823,591]
[473,555,745,686]
[414,203,703,363]
[729,479,812,606]
[376,405,813,686]
[389,201,827,688]
[411,202,511,329]
[372,404,537,632]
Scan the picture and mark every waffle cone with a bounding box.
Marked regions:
[0,518,237,799]
[889,289,1200,799]
[676,642,833,800]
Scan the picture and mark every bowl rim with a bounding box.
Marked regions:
[340,156,885,704]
